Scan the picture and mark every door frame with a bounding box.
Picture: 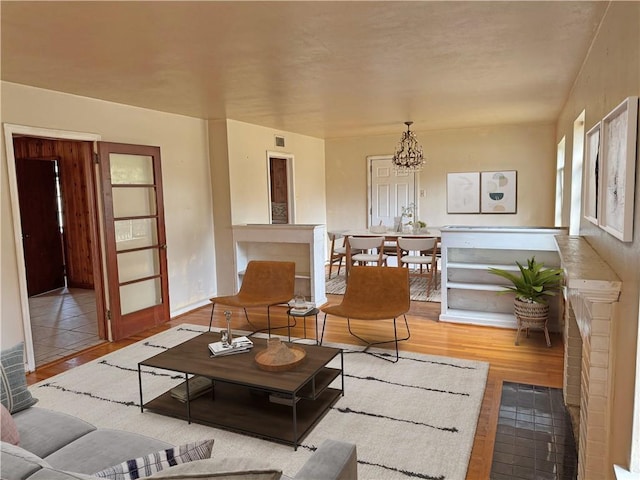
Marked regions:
[265,151,295,224]
[367,154,420,228]
[3,124,103,371]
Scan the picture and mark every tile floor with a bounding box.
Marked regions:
[28,287,104,367]
[491,382,578,480]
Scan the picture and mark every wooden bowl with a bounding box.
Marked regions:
[255,345,307,372]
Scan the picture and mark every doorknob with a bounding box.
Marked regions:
[160,244,167,250]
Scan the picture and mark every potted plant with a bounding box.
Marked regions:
[489,257,563,346]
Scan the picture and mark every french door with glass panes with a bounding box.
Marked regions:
[99,142,169,340]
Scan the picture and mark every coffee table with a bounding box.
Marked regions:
[138,332,343,450]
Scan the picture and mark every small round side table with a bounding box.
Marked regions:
[286,307,320,345]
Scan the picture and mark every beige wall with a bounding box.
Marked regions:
[556,2,639,474]
[1,82,215,348]
[212,119,327,294]
[325,123,557,232]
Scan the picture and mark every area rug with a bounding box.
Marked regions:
[326,271,441,302]
[29,324,488,480]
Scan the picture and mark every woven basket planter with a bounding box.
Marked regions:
[514,297,551,347]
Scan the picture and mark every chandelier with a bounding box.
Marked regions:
[392,121,425,171]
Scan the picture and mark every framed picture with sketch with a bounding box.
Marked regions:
[598,96,638,242]
[447,172,480,213]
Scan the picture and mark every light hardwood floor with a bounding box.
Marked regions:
[26,295,564,480]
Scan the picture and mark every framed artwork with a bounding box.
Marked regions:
[599,96,638,242]
[481,171,517,213]
[447,172,480,213]
[583,122,601,225]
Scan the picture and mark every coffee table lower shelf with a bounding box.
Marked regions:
[143,381,342,448]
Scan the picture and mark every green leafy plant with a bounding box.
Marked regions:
[489,257,563,304]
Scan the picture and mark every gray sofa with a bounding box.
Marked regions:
[1,406,357,480]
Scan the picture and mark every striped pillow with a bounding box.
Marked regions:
[0,342,38,414]
[93,439,214,479]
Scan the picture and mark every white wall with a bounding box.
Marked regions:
[1,82,215,348]
[226,119,326,225]
[212,119,327,295]
[325,123,557,232]
[555,2,640,474]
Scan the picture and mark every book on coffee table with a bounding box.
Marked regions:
[208,336,253,357]
[170,375,212,403]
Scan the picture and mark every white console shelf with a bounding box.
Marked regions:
[232,224,327,307]
[439,226,567,329]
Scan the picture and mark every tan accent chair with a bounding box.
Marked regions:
[209,260,296,337]
[327,231,347,279]
[396,236,439,296]
[345,236,388,277]
[320,266,410,362]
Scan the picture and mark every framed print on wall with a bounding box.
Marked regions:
[599,96,638,242]
[583,122,601,225]
[481,170,517,213]
[447,172,480,213]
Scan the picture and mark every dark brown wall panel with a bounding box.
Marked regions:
[13,137,95,289]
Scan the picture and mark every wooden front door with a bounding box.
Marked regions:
[99,142,170,340]
[15,158,65,296]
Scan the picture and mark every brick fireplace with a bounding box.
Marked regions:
[555,236,621,480]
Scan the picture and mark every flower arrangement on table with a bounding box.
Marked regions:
[399,203,427,233]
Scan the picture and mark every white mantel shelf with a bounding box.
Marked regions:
[554,235,622,303]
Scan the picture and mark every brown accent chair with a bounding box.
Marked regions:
[320,266,410,362]
[396,236,439,296]
[209,260,296,337]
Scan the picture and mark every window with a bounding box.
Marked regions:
[555,137,565,227]
[569,111,585,235]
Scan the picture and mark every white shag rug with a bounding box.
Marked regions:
[30,324,487,480]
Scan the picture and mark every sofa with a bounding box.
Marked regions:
[1,406,358,480]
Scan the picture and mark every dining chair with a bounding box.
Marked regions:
[345,235,388,276]
[208,260,296,338]
[327,231,347,279]
[396,236,438,296]
[320,266,410,362]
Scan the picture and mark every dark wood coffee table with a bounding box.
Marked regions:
[138,332,343,450]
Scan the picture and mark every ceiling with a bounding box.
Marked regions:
[1,1,609,139]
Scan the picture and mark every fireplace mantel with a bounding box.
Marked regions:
[555,236,621,303]
[555,235,621,480]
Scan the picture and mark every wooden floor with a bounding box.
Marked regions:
[26,295,564,480]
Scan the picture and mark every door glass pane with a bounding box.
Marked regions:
[120,278,161,315]
[117,249,159,283]
[113,187,156,217]
[115,218,158,250]
[110,154,154,184]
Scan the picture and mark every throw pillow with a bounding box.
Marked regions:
[0,342,38,413]
[0,403,20,445]
[92,438,214,479]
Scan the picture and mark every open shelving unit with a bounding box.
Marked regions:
[439,226,567,329]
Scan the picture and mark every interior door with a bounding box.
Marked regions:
[99,142,169,340]
[270,157,289,224]
[369,157,415,229]
[15,158,65,296]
